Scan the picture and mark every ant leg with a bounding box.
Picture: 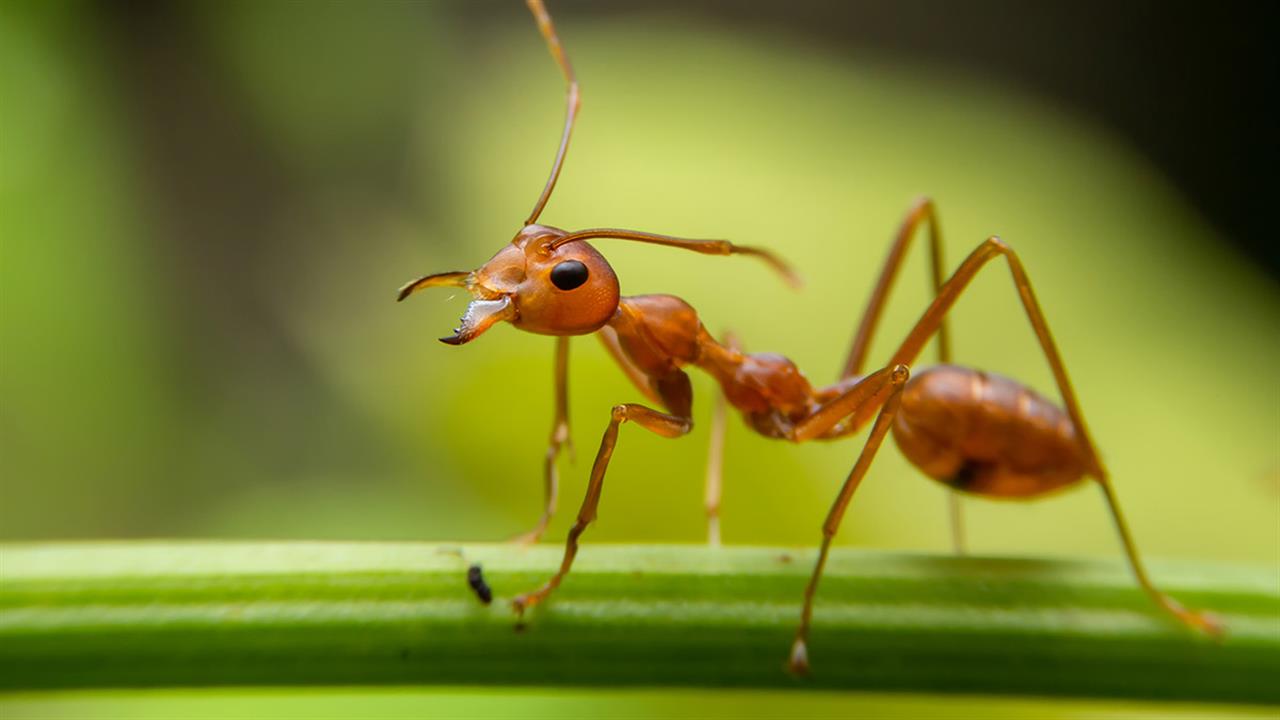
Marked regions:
[607,317,731,546]
[1096,481,1222,635]
[948,492,966,556]
[890,237,1221,636]
[837,198,965,554]
[841,197,950,378]
[513,337,572,545]
[791,385,905,675]
[523,0,581,225]
[795,364,910,442]
[704,332,739,547]
[597,328,662,404]
[512,403,692,615]
[704,381,727,547]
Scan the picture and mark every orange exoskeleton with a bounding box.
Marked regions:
[398,0,1222,675]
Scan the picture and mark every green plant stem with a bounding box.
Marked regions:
[1,541,1276,703]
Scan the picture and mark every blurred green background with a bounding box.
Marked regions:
[1,1,1277,717]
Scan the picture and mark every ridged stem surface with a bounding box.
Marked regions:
[1,542,1276,704]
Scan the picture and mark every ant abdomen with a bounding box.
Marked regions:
[893,364,1089,498]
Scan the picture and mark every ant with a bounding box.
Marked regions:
[398,0,1222,674]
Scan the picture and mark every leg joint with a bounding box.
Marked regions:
[986,235,1011,252]
[890,363,910,386]
[909,195,937,218]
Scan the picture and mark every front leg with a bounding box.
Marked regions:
[513,337,572,545]
[513,402,692,615]
[515,297,697,613]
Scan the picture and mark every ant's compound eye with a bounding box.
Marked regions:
[550,260,589,291]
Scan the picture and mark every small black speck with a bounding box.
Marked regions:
[514,621,528,634]
[467,563,493,605]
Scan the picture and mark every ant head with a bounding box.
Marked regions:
[503,224,621,337]
[397,224,619,345]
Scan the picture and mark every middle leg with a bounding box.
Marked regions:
[790,383,906,675]
[704,330,740,547]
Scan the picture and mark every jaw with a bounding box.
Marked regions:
[440,295,515,345]
[399,238,537,345]
[396,269,516,345]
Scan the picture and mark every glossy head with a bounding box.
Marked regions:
[397,224,620,345]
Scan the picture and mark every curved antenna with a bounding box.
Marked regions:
[551,228,802,289]
[524,0,581,226]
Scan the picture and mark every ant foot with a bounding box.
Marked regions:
[512,592,543,617]
[509,529,543,547]
[1165,596,1226,639]
[788,637,810,676]
[1188,610,1226,639]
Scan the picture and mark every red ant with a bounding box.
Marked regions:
[398,0,1222,674]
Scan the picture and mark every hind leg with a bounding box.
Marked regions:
[888,236,1221,636]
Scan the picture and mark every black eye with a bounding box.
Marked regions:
[550,260,589,291]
